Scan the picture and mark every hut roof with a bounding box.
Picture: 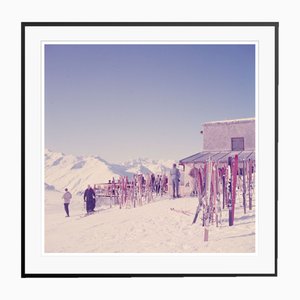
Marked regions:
[179,150,255,165]
[203,117,255,126]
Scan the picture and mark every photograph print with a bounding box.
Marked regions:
[22,23,277,276]
[44,43,256,254]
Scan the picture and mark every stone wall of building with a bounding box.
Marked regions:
[203,118,255,151]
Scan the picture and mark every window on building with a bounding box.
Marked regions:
[231,137,244,151]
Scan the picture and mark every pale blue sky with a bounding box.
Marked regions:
[45,44,255,162]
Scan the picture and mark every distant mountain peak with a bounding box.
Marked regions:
[45,149,173,194]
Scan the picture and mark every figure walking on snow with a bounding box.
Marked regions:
[170,163,180,198]
[84,185,96,213]
[62,188,72,217]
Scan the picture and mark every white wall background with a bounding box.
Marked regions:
[0,0,296,299]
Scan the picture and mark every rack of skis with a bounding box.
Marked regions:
[191,154,255,228]
[94,174,168,209]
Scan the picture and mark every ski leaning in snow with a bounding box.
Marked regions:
[192,201,202,224]
[222,167,226,210]
[192,167,204,224]
[243,159,247,214]
[215,162,222,227]
[202,158,212,240]
[228,156,233,226]
[231,154,239,224]
[248,159,253,210]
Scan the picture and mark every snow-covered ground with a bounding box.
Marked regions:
[45,190,255,253]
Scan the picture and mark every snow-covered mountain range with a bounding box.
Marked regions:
[45,149,174,194]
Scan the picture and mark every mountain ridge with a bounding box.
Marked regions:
[45,149,174,194]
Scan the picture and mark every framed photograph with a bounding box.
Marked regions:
[22,22,278,277]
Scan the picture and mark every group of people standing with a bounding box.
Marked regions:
[107,172,169,198]
[151,165,180,198]
[61,163,181,217]
[150,173,169,195]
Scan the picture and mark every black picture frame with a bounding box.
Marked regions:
[21,22,278,278]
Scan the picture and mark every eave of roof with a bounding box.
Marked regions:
[203,117,255,126]
[179,150,255,164]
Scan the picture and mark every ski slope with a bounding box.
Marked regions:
[45,190,255,253]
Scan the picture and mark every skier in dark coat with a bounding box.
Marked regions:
[84,185,96,213]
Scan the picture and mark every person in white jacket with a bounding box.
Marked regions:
[62,188,72,217]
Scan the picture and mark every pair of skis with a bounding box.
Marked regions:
[241,158,254,214]
[228,154,238,226]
